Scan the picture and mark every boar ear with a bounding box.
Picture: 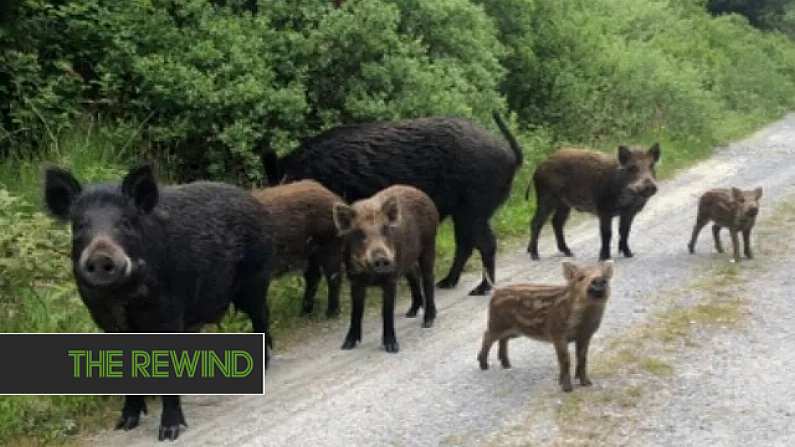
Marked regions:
[122,165,159,213]
[332,203,356,235]
[381,196,401,226]
[601,260,614,280]
[754,187,763,200]
[648,143,661,164]
[731,187,744,202]
[44,167,82,221]
[617,145,631,166]
[561,261,579,282]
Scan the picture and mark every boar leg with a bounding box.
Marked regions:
[618,211,636,258]
[552,205,573,257]
[498,337,511,369]
[116,395,147,431]
[528,194,557,260]
[730,230,741,262]
[301,259,322,316]
[342,283,366,350]
[321,248,343,318]
[470,223,497,296]
[574,336,592,386]
[381,281,400,353]
[742,228,754,259]
[478,331,497,370]
[598,213,613,261]
[405,266,423,318]
[712,224,724,253]
[235,271,272,366]
[553,338,573,392]
[688,214,708,254]
[437,217,475,289]
[420,248,437,328]
[158,395,187,441]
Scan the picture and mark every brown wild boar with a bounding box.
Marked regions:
[252,180,344,317]
[478,261,614,392]
[333,185,439,353]
[528,144,660,260]
[688,187,763,263]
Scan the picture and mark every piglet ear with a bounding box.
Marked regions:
[601,260,614,280]
[121,165,159,213]
[561,261,579,282]
[381,195,401,227]
[43,166,82,221]
[648,142,661,164]
[731,187,744,202]
[754,187,763,200]
[332,203,356,235]
[617,145,631,166]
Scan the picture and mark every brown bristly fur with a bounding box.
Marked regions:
[478,261,614,392]
[252,180,345,317]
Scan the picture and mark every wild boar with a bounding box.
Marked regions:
[252,180,344,317]
[333,185,439,353]
[261,112,524,295]
[44,165,273,441]
[688,187,763,262]
[478,261,614,392]
[528,144,661,260]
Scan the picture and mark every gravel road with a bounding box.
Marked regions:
[91,115,795,447]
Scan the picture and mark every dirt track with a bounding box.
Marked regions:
[92,115,795,446]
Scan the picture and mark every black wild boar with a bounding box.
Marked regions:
[333,185,439,353]
[43,165,273,441]
[252,180,344,317]
[688,187,763,262]
[261,112,523,295]
[528,144,661,260]
[478,261,614,392]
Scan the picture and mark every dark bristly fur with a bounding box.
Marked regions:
[262,113,523,295]
[688,186,763,262]
[43,166,273,441]
[252,180,344,317]
[334,185,439,354]
[478,261,614,392]
[528,144,661,261]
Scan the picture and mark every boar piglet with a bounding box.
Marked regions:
[44,165,273,441]
[478,261,614,392]
[529,144,660,260]
[333,185,439,353]
[252,180,344,317]
[688,187,763,262]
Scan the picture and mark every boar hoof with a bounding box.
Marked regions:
[436,277,457,289]
[477,353,488,370]
[383,339,400,353]
[599,252,611,261]
[405,307,419,318]
[529,252,540,261]
[300,306,313,317]
[422,318,434,328]
[115,414,141,431]
[341,337,359,350]
[325,309,340,319]
[158,408,187,441]
[560,380,573,393]
[687,243,695,254]
[469,281,492,296]
[620,248,633,258]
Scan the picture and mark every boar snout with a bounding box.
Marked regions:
[78,236,132,287]
[746,206,759,217]
[633,178,658,198]
[369,248,395,273]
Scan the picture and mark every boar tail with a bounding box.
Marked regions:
[258,142,282,186]
[492,111,524,168]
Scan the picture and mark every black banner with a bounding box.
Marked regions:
[0,333,265,395]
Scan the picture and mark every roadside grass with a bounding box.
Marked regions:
[0,112,786,444]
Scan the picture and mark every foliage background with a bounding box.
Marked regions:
[1,0,795,443]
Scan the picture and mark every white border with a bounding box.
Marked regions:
[0,332,266,396]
